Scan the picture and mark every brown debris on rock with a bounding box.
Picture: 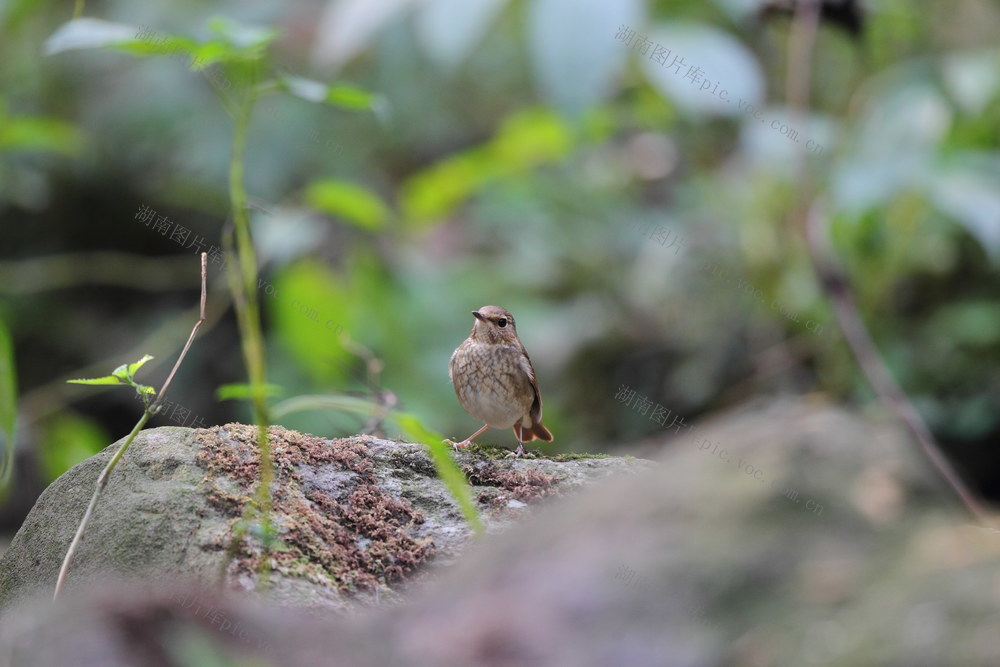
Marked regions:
[0,424,649,613]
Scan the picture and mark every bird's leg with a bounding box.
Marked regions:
[446,423,490,450]
[507,424,527,458]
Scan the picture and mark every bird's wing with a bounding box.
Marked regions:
[516,345,543,422]
[448,347,458,382]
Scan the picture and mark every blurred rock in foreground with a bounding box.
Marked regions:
[1,398,998,666]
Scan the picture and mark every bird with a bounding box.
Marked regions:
[448,305,553,457]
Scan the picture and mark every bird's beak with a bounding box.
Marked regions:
[472,311,485,322]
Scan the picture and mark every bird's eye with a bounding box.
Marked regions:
[497,318,507,328]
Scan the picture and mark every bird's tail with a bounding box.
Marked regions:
[517,420,553,442]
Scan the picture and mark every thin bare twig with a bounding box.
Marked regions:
[149,253,208,416]
[342,337,396,436]
[804,204,992,524]
[785,2,991,524]
[362,391,398,436]
[54,253,209,599]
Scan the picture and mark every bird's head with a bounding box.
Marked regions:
[470,305,519,344]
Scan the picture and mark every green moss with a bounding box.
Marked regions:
[547,452,612,461]
[462,442,609,461]
[462,443,515,459]
[388,448,437,477]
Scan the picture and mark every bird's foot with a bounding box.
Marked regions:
[445,438,472,450]
[506,444,535,459]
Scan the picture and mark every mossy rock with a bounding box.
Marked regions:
[0,424,650,612]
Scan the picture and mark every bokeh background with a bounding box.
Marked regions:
[1,0,998,549]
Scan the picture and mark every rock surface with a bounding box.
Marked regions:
[2,399,998,666]
[0,423,648,611]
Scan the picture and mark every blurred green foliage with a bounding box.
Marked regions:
[0,319,16,492]
[0,100,82,155]
[38,410,107,483]
[0,0,998,504]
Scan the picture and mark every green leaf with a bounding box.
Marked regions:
[639,22,764,117]
[268,261,352,385]
[0,109,83,156]
[0,319,17,490]
[45,17,275,66]
[927,159,1000,261]
[399,108,571,226]
[186,42,229,69]
[207,16,279,50]
[132,383,156,407]
[310,0,414,69]
[67,375,124,386]
[1,0,44,32]
[395,413,484,535]
[400,150,492,225]
[43,18,136,55]
[283,75,329,103]
[216,383,285,401]
[127,354,155,377]
[280,74,378,111]
[415,0,507,70]
[305,180,389,230]
[325,84,377,110]
[529,0,642,115]
[119,33,200,58]
[89,355,155,386]
[489,108,572,172]
[270,394,381,420]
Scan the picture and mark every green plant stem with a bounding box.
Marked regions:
[53,410,151,599]
[224,69,275,583]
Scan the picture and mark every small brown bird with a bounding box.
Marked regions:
[449,305,553,457]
